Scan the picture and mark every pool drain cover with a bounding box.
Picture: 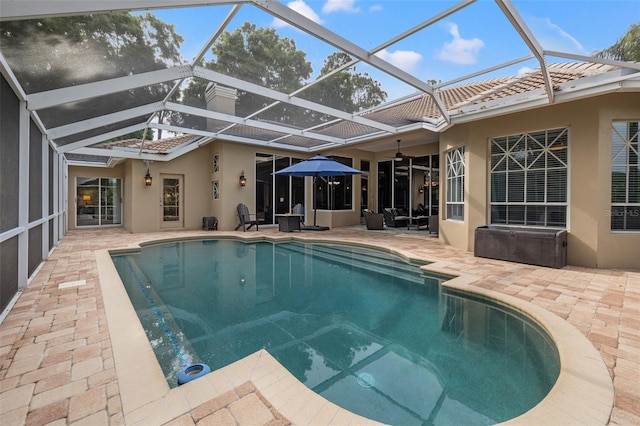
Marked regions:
[356,373,375,388]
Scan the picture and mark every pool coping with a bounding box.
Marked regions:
[96,234,614,425]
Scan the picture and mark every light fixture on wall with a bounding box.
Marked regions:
[143,160,153,186]
[239,171,246,187]
[144,168,152,186]
[82,194,91,201]
[142,160,153,186]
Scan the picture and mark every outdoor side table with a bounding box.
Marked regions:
[408,216,429,230]
[276,215,302,232]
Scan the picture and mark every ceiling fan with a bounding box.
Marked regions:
[393,139,413,161]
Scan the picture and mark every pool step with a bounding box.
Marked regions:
[275,242,431,285]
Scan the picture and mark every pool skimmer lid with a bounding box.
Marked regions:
[356,372,375,388]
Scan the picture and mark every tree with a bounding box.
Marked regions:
[181,23,387,130]
[303,52,387,114]
[0,13,183,139]
[182,22,313,128]
[106,129,155,142]
[594,22,640,62]
[1,13,183,91]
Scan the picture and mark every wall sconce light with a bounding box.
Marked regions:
[239,274,246,286]
[82,194,91,201]
[239,171,246,187]
[418,185,424,194]
[144,168,153,186]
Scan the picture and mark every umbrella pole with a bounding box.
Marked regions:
[313,176,318,226]
[305,176,328,230]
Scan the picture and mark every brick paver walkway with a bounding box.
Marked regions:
[0,228,638,425]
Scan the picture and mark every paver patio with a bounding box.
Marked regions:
[0,227,638,425]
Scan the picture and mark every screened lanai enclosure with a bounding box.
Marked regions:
[1,0,639,312]
[4,0,639,164]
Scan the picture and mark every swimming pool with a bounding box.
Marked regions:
[112,239,560,425]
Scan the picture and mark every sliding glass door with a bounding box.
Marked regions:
[76,177,122,227]
[377,154,439,217]
[256,154,305,225]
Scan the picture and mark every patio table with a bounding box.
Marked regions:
[276,214,303,232]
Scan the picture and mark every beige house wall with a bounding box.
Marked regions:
[68,143,372,233]
[122,162,133,231]
[125,148,212,233]
[208,141,265,231]
[438,92,639,269]
[68,146,212,233]
[595,94,639,269]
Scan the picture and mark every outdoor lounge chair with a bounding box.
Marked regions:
[383,208,409,227]
[235,203,263,231]
[363,209,385,230]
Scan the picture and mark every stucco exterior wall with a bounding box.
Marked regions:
[595,94,640,269]
[68,147,212,233]
[68,143,372,233]
[124,147,212,233]
[122,162,133,232]
[209,141,263,231]
[439,92,639,269]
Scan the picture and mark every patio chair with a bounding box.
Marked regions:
[235,203,263,231]
[291,203,305,226]
[383,208,409,227]
[363,209,385,230]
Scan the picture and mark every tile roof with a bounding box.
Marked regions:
[100,134,197,153]
[364,62,618,122]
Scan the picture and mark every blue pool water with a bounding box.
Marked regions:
[112,239,559,425]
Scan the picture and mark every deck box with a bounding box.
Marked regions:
[474,226,567,268]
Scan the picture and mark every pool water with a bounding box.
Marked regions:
[112,239,559,425]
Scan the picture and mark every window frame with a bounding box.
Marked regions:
[610,120,640,232]
[212,181,219,200]
[445,146,465,221]
[213,154,219,173]
[75,177,122,227]
[488,127,569,228]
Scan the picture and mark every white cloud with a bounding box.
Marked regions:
[323,0,360,13]
[518,66,534,76]
[369,4,383,12]
[528,17,585,53]
[375,48,422,73]
[436,23,484,65]
[272,1,323,28]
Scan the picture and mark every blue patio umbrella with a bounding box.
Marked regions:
[274,155,363,230]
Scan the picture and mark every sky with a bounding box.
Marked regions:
[149,0,639,101]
